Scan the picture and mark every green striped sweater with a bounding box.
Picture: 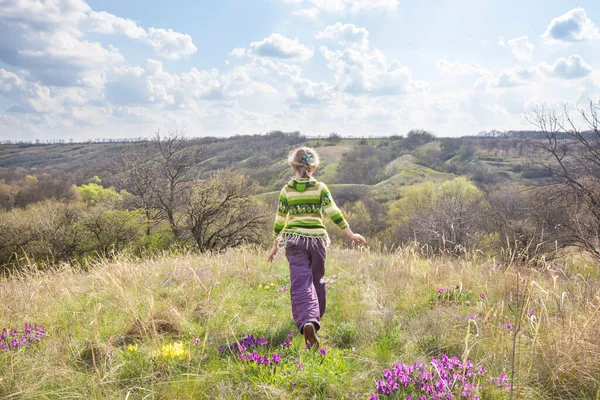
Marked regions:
[273,177,348,240]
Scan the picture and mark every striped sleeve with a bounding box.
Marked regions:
[273,187,288,238]
[320,184,349,230]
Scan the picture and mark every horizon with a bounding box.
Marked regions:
[1,0,599,141]
[0,129,556,145]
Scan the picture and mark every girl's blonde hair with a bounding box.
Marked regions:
[288,147,320,178]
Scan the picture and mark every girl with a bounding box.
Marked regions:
[267,147,366,347]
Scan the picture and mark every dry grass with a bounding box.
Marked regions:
[0,246,599,399]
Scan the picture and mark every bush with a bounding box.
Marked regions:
[184,170,270,251]
[386,178,488,253]
[81,208,147,256]
[0,202,84,270]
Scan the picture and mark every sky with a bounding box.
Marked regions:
[0,0,599,141]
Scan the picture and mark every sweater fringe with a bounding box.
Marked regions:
[277,232,331,250]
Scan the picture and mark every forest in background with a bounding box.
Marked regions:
[1,103,600,273]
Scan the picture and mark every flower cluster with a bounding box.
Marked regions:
[126,343,139,353]
[370,354,511,399]
[435,286,472,303]
[156,342,188,360]
[258,282,276,290]
[218,334,290,368]
[218,334,268,354]
[503,321,515,331]
[279,286,289,293]
[237,351,282,366]
[0,323,47,350]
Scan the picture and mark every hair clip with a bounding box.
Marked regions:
[302,153,313,165]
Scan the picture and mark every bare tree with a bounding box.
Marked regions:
[525,99,600,260]
[114,140,160,235]
[185,170,269,252]
[115,131,202,237]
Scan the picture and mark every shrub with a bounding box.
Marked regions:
[386,178,488,253]
[184,170,270,251]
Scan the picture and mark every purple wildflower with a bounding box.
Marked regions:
[320,348,327,356]
[288,332,295,338]
[479,293,485,299]
[369,354,510,399]
[290,381,297,387]
[503,321,515,331]
[284,339,291,346]
[497,371,508,385]
[296,361,303,370]
[272,353,281,364]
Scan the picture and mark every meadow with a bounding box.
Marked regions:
[1,245,599,399]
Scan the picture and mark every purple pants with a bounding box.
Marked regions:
[285,237,327,333]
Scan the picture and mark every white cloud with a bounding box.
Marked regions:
[0,67,86,113]
[493,66,537,88]
[0,111,17,128]
[542,8,599,42]
[0,0,198,85]
[436,58,487,75]
[499,36,534,63]
[475,54,592,91]
[146,28,197,60]
[86,11,147,39]
[284,0,398,14]
[316,23,369,50]
[293,8,320,18]
[229,82,279,98]
[539,54,593,79]
[229,48,247,57]
[320,46,428,95]
[248,34,313,61]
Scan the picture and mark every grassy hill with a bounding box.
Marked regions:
[1,247,598,399]
[0,134,542,193]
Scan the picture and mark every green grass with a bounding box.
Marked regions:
[1,247,599,399]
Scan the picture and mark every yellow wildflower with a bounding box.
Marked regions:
[160,342,188,360]
[126,343,139,353]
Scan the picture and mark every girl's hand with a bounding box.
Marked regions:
[344,226,367,244]
[267,245,278,263]
[349,233,367,244]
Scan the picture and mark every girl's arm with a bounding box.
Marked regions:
[267,239,278,263]
[268,189,288,262]
[321,184,367,244]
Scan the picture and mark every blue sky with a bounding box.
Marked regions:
[0,0,599,140]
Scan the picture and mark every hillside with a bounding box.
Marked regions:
[0,133,545,196]
[1,247,598,398]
